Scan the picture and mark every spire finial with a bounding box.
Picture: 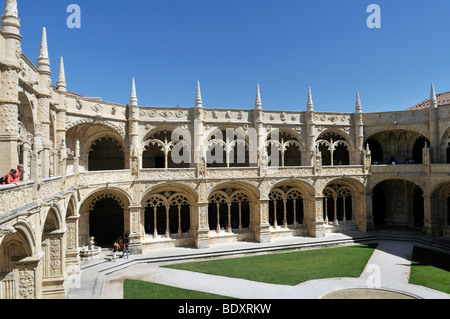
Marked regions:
[307,87,314,112]
[430,83,437,108]
[130,78,138,106]
[37,27,50,73]
[195,81,203,107]
[57,57,66,92]
[355,90,362,113]
[255,84,262,109]
[1,0,21,41]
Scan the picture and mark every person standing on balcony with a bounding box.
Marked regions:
[13,164,24,183]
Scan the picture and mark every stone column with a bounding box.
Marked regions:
[255,199,271,243]
[310,195,326,238]
[364,192,375,232]
[195,202,210,249]
[0,66,20,175]
[423,193,442,237]
[65,215,80,268]
[128,205,142,254]
[42,230,66,299]
[0,0,21,176]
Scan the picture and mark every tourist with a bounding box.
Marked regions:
[122,234,129,259]
[1,169,16,185]
[13,164,24,182]
[112,241,119,262]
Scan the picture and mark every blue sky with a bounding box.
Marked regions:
[16,0,450,113]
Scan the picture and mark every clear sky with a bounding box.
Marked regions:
[15,0,450,113]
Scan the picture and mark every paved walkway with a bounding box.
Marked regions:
[67,230,450,299]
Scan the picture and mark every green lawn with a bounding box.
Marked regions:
[123,279,234,299]
[163,244,377,286]
[409,246,450,294]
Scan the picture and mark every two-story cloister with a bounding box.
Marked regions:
[0,0,449,299]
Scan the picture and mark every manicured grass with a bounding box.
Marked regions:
[409,246,450,294]
[163,244,377,286]
[123,279,234,299]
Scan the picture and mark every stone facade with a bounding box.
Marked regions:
[0,0,449,299]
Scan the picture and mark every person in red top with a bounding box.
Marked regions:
[13,164,23,183]
[1,169,16,185]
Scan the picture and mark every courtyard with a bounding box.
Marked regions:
[68,229,450,300]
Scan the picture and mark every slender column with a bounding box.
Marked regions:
[273,200,277,229]
[238,202,242,232]
[153,207,157,238]
[177,205,182,237]
[333,196,338,225]
[216,203,220,233]
[227,203,232,232]
[283,199,287,228]
[324,197,329,225]
[293,199,297,228]
[165,206,170,238]
[343,197,347,223]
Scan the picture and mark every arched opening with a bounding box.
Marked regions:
[142,130,190,169]
[446,138,450,164]
[322,184,353,225]
[366,130,430,165]
[269,186,304,229]
[412,136,431,164]
[144,191,192,238]
[365,137,383,164]
[265,130,302,167]
[448,195,450,226]
[208,188,252,233]
[412,186,424,228]
[0,231,32,299]
[316,131,350,166]
[372,179,424,229]
[89,197,124,246]
[206,128,252,168]
[88,137,125,171]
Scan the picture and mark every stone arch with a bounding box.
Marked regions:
[142,126,190,169]
[365,129,430,165]
[41,207,66,298]
[0,224,35,299]
[87,135,126,171]
[431,180,450,228]
[316,130,352,166]
[440,127,450,163]
[205,125,254,168]
[142,183,196,239]
[79,188,131,247]
[265,128,304,167]
[207,182,257,235]
[66,123,128,173]
[17,92,35,179]
[372,179,424,229]
[320,178,367,231]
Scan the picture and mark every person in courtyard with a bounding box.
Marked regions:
[121,234,129,259]
[112,241,120,262]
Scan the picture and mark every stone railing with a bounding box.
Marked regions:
[0,181,34,216]
[370,164,425,175]
[430,164,450,174]
[139,168,196,181]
